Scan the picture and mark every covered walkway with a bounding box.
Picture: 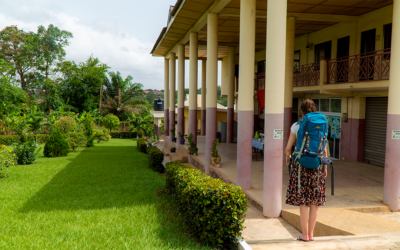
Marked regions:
[191,136,386,211]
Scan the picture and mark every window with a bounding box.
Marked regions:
[294,50,300,68]
[312,98,341,113]
[257,60,265,74]
[384,23,392,50]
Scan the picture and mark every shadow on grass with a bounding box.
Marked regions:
[19,142,158,212]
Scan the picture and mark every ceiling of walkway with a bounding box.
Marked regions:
[151,0,393,58]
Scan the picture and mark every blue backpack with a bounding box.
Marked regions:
[294,112,328,169]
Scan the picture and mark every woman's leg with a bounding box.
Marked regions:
[308,204,319,240]
[299,205,309,240]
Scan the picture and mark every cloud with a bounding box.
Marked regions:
[0,7,165,90]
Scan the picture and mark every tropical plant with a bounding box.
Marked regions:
[101,71,147,118]
[211,138,219,157]
[66,129,86,152]
[84,113,94,147]
[170,128,176,138]
[128,113,147,136]
[14,140,40,165]
[0,144,16,178]
[92,128,110,143]
[102,114,120,133]
[54,116,76,135]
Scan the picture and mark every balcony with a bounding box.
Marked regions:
[293,63,320,87]
[327,49,390,84]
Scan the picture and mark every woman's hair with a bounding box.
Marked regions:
[300,99,317,115]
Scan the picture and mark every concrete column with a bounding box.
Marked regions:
[177,45,185,139]
[201,59,207,136]
[189,33,198,144]
[283,17,295,159]
[263,0,287,218]
[237,0,256,190]
[169,53,176,142]
[384,0,400,212]
[227,47,235,143]
[205,13,218,174]
[340,97,366,162]
[164,58,169,137]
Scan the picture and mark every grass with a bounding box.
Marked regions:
[0,139,212,250]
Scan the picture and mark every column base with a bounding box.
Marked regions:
[236,110,253,190]
[201,109,206,136]
[178,107,184,136]
[263,113,284,218]
[164,109,169,136]
[189,109,197,144]
[205,107,217,174]
[383,114,400,212]
[227,108,234,143]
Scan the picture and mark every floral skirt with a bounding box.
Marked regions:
[285,162,326,206]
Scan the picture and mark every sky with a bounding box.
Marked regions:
[0,0,211,90]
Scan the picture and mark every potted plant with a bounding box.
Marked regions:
[255,131,260,142]
[170,147,176,153]
[211,138,221,166]
[185,133,198,156]
[178,133,185,145]
[170,128,177,142]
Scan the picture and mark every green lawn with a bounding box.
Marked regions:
[0,139,211,250]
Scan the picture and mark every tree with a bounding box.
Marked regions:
[34,24,73,111]
[102,114,120,133]
[0,26,39,90]
[101,71,147,119]
[0,59,28,120]
[58,56,109,113]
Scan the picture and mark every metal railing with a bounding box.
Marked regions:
[327,49,391,84]
[293,63,320,87]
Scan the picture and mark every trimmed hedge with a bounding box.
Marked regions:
[147,146,164,173]
[166,162,248,248]
[110,131,142,139]
[0,134,49,146]
[137,139,147,153]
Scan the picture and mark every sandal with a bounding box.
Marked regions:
[297,236,309,242]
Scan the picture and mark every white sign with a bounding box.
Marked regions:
[392,130,400,140]
[273,129,283,139]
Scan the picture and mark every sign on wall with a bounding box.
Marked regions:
[273,129,283,139]
[392,130,400,140]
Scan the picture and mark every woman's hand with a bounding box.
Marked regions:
[286,156,290,166]
[322,165,328,178]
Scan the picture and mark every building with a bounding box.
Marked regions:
[151,0,400,216]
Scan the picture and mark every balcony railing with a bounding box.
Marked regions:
[293,63,320,87]
[327,49,391,84]
[256,73,265,90]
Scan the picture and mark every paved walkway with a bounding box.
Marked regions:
[244,204,400,249]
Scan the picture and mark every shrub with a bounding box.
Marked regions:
[14,140,39,165]
[147,146,164,173]
[66,129,86,152]
[92,129,110,143]
[0,144,16,178]
[110,131,142,139]
[102,114,120,133]
[0,134,49,146]
[137,139,147,153]
[84,113,94,147]
[165,162,248,249]
[55,116,76,134]
[43,129,70,157]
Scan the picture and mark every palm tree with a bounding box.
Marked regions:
[26,106,45,143]
[128,113,148,137]
[101,71,147,118]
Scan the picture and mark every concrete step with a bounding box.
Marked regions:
[176,148,188,163]
[169,152,183,163]
[161,147,170,156]
[281,206,399,237]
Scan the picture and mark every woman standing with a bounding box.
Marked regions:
[285,99,328,242]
